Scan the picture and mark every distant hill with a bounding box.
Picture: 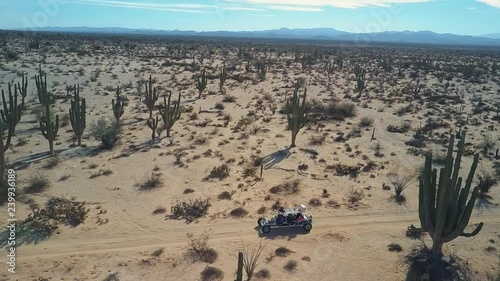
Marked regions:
[13,26,500,47]
[483,33,500,39]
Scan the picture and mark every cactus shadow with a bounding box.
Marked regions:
[0,225,52,248]
[261,148,291,169]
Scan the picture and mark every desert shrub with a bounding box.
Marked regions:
[25,173,50,193]
[230,207,248,218]
[242,166,257,178]
[309,198,322,206]
[284,260,298,271]
[5,49,19,61]
[275,247,293,257]
[43,156,60,169]
[19,196,89,240]
[403,244,475,281]
[205,164,230,180]
[309,135,326,145]
[200,266,223,281]
[433,150,447,165]
[90,117,120,149]
[346,188,364,206]
[479,134,496,153]
[257,206,267,214]
[388,243,403,252]
[387,169,414,204]
[218,191,233,200]
[476,169,497,194]
[170,198,211,223]
[269,179,301,194]
[325,101,357,120]
[152,206,166,214]
[187,231,218,263]
[214,102,224,110]
[222,95,236,103]
[330,164,360,177]
[254,268,270,279]
[406,224,426,241]
[363,160,377,172]
[136,172,162,190]
[387,122,411,133]
[359,117,374,127]
[241,239,267,280]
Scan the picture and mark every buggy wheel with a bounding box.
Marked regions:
[262,225,271,234]
[258,218,265,227]
[303,223,312,232]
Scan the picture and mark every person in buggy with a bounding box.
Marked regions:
[276,207,285,225]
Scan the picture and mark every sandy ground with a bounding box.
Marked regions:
[0,35,499,281]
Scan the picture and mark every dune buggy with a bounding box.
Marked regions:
[257,204,313,234]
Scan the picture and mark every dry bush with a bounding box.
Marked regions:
[254,268,270,279]
[25,173,51,194]
[205,164,230,180]
[309,135,326,145]
[359,117,374,127]
[346,188,364,206]
[388,243,403,252]
[269,179,301,195]
[43,156,61,169]
[241,239,267,280]
[152,206,166,215]
[309,198,322,206]
[136,172,163,190]
[187,230,218,263]
[330,164,361,177]
[170,198,211,223]
[230,207,248,218]
[218,191,233,200]
[275,246,294,257]
[200,266,224,281]
[387,169,415,204]
[284,260,298,271]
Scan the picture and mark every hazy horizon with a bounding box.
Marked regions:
[2,0,500,36]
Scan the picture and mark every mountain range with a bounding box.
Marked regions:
[12,26,500,47]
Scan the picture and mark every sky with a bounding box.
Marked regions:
[1,0,500,36]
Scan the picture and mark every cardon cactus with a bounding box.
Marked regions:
[69,84,86,146]
[159,90,181,137]
[286,83,307,147]
[196,69,208,99]
[144,75,159,119]
[112,86,125,124]
[418,130,483,256]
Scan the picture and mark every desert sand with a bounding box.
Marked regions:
[0,32,499,281]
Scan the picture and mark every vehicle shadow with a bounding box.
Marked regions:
[253,225,310,241]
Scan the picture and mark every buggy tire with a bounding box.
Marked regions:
[262,225,271,234]
[303,223,312,232]
[258,218,265,227]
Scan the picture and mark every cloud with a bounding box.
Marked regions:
[232,0,433,9]
[69,0,213,13]
[476,0,500,8]
[266,5,324,11]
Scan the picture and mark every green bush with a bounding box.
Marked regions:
[90,117,120,149]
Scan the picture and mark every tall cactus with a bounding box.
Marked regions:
[196,69,208,99]
[69,84,86,146]
[219,63,227,93]
[112,86,125,124]
[144,75,159,119]
[147,115,159,144]
[419,131,483,256]
[159,90,181,137]
[286,83,308,147]
[40,104,59,157]
[0,83,22,181]
[16,72,28,108]
[35,65,54,105]
[354,64,367,98]
[235,252,243,281]
[256,61,267,81]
